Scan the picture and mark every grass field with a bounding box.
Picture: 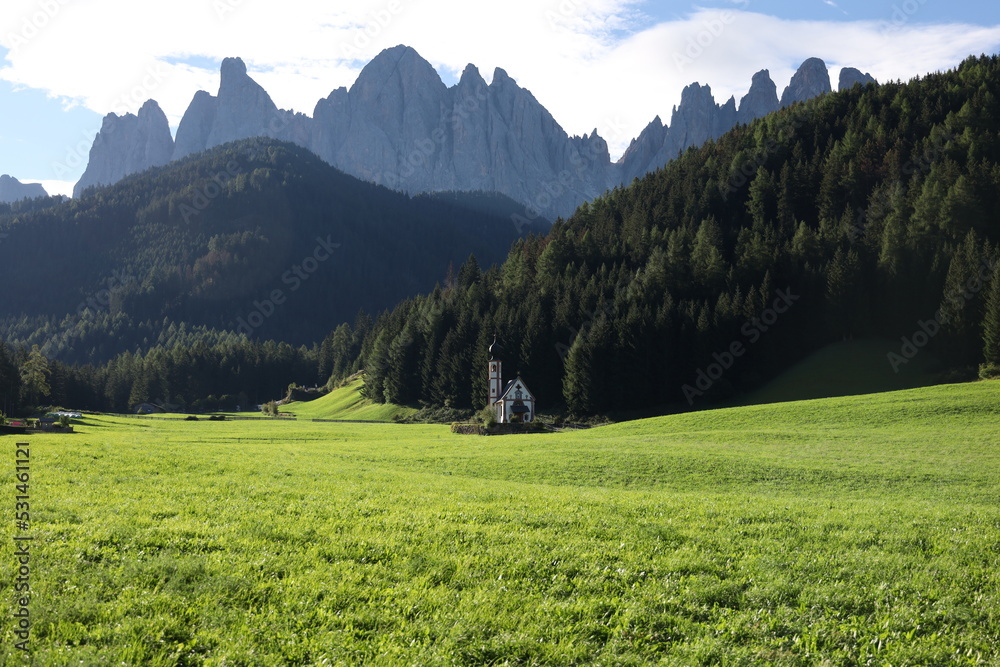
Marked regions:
[282,375,418,422]
[3,381,1000,664]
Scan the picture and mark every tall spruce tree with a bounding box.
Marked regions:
[0,342,21,415]
[19,345,51,407]
[982,261,1000,368]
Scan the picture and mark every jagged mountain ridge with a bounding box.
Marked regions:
[75,47,876,216]
[0,175,47,203]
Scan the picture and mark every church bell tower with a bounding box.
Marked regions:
[488,336,503,406]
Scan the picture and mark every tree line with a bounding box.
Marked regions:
[0,333,325,415]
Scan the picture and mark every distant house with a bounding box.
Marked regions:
[487,337,536,424]
[37,416,59,429]
[35,414,73,432]
[135,402,165,415]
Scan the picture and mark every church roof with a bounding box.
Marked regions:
[498,376,535,402]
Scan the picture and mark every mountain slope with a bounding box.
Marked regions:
[0,138,548,362]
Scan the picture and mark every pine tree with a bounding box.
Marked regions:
[19,345,51,407]
[825,248,862,339]
[691,217,726,289]
[562,330,593,416]
[981,260,1000,368]
[0,342,21,415]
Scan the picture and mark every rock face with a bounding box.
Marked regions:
[780,57,833,107]
[311,46,618,215]
[201,46,612,216]
[839,67,877,91]
[172,90,218,160]
[173,57,309,161]
[74,47,872,217]
[0,175,47,203]
[738,70,780,124]
[73,100,174,197]
[619,84,738,182]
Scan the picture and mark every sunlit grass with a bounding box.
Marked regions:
[282,375,418,422]
[2,381,999,664]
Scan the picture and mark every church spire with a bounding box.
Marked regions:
[488,333,502,361]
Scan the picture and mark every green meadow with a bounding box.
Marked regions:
[282,375,418,422]
[3,381,1000,665]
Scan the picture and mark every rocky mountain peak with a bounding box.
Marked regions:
[0,175,47,203]
[491,68,515,88]
[780,57,832,107]
[458,63,487,89]
[738,69,779,124]
[73,99,173,198]
[351,45,444,99]
[173,90,218,160]
[220,56,248,79]
[205,56,281,148]
[838,67,877,91]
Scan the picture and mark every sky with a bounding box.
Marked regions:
[1,0,999,197]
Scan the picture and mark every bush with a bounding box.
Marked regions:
[477,406,498,428]
[979,363,1000,380]
[399,406,474,424]
[450,422,485,435]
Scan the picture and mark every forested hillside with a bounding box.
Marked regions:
[0,139,546,364]
[340,54,1000,415]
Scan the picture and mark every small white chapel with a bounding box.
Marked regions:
[487,336,536,424]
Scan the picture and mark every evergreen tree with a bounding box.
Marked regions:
[825,248,862,339]
[19,345,51,406]
[982,261,1000,367]
[691,217,726,290]
[0,342,21,415]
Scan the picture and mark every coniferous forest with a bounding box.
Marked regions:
[4,55,1000,415]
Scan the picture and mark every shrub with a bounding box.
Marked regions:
[477,406,498,428]
[979,363,1000,380]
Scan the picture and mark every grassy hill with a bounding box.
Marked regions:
[282,374,418,422]
[6,380,1000,664]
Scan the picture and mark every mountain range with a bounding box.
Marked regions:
[74,46,875,217]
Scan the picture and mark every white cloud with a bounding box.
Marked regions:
[25,179,74,198]
[1,1,999,160]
